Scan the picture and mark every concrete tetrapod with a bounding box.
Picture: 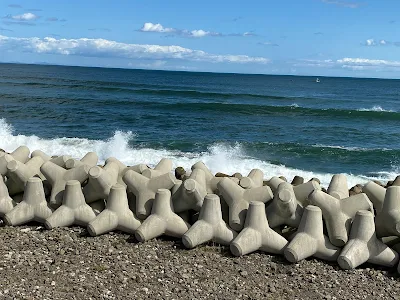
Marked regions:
[45,180,97,229]
[65,152,98,169]
[284,205,340,263]
[125,164,149,175]
[266,182,304,228]
[87,184,141,236]
[105,157,149,187]
[83,162,119,203]
[309,190,373,247]
[182,194,237,248]
[327,174,349,199]
[338,210,399,269]
[0,146,30,176]
[363,181,386,213]
[142,158,172,179]
[191,161,221,194]
[135,189,190,242]
[0,153,16,177]
[267,176,320,206]
[172,168,207,213]
[6,156,44,195]
[31,150,71,168]
[4,177,53,226]
[40,161,90,208]
[267,176,285,193]
[292,180,321,207]
[104,157,127,187]
[230,201,288,256]
[217,177,274,231]
[123,170,176,220]
[0,176,17,216]
[30,150,51,162]
[375,186,400,238]
[239,169,264,189]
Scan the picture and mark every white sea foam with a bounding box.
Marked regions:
[0,118,395,189]
[357,105,394,112]
[312,144,392,152]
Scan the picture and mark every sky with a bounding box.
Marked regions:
[0,0,399,78]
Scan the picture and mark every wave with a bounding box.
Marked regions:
[155,102,400,121]
[357,106,394,112]
[0,118,395,189]
[0,79,306,102]
[311,144,393,152]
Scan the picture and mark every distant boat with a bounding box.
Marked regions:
[316,78,320,83]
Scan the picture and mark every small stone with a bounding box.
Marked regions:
[270,262,278,272]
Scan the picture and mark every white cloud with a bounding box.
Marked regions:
[364,39,398,46]
[0,34,269,64]
[189,29,210,38]
[365,38,375,46]
[337,57,400,67]
[139,22,253,38]
[297,57,400,71]
[141,22,174,33]
[11,12,39,21]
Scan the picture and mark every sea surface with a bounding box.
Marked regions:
[0,63,399,188]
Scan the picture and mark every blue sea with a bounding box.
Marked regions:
[0,63,399,188]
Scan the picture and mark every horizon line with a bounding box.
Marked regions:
[0,61,399,81]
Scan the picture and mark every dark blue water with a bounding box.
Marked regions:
[0,63,399,186]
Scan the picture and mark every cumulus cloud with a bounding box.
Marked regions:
[0,34,269,64]
[139,22,255,38]
[3,12,40,26]
[364,38,399,46]
[141,22,175,33]
[10,12,39,21]
[321,0,361,8]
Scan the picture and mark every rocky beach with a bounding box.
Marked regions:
[0,224,399,300]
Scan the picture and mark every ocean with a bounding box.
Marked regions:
[0,63,399,188]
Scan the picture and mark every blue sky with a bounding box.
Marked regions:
[0,0,399,78]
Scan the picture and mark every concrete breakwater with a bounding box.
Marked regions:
[1,146,400,273]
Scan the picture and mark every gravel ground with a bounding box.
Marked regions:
[0,224,399,300]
